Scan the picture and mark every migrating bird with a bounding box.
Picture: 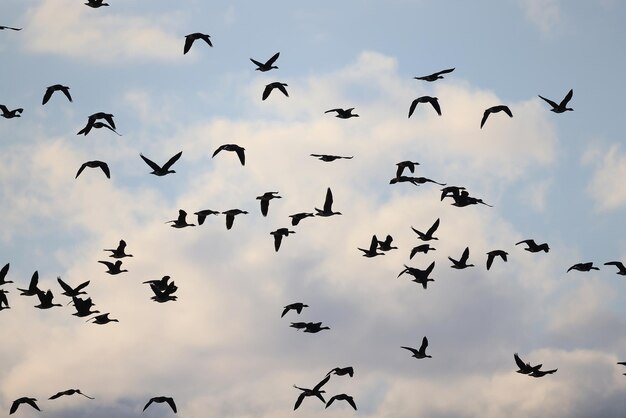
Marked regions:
[395,160,420,178]
[315,187,342,217]
[310,154,353,162]
[398,262,436,289]
[530,368,557,378]
[281,302,308,318]
[166,209,195,228]
[97,260,128,275]
[0,25,22,31]
[250,52,280,72]
[538,89,573,113]
[486,250,508,270]
[87,313,119,325]
[143,396,177,413]
[256,191,282,216]
[325,108,359,119]
[401,336,432,359]
[0,290,10,310]
[480,105,513,129]
[0,105,23,118]
[293,375,330,410]
[17,271,41,296]
[57,277,90,298]
[143,276,174,292]
[10,397,40,415]
[567,262,600,273]
[449,247,474,269]
[184,32,212,54]
[326,394,357,410]
[270,228,295,252]
[42,84,72,105]
[358,235,385,258]
[0,263,12,285]
[326,366,354,377]
[222,209,248,230]
[49,389,94,400]
[77,112,116,135]
[34,289,62,309]
[514,353,542,375]
[303,322,330,333]
[149,281,178,303]
[409,244,436,259]
[389,175,446,186]
[262,82,289,100]
[75,160,110,179]
[104,239,133,258]
[516,239,549,253]
[411,218,440,241]
[212,144,246,166]
[413,67,455,82]
[140,151,182,176]
[604,261,626,276]
[377,235,398,252]
[408,96,441,117]
[71,296,99,317]
[289,212,315,226]
[194,209,220,225]
[85,0,109,7]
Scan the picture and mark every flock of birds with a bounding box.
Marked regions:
[1,2,624,416]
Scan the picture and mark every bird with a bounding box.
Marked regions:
[87,313,119,324]
[57,277,90,298]
[293,374,330,410]
[480,105,513,128]
[42,84,72,105]
[377,235,398,252]
[290,321,309,330]
[271,228,295,252]
[104,240,133,258]
[289,212,315,226]
[530,368,557,378]
[310,154,353,162]
[398,262,435,289]
[149,282,178,303]
[538,89,573,113]
[486,250,508,270]
[281,302,309,318]
[71,296,100,317]
[143,396,177,413]
[140,151,182,176]
[413,67,455,82]
[250,52,280,72]
[514,353,542,375]
[303,322,330,333]
[222,209,248,230]
[0,289,10,310]
[401,336,432,359]
[326,394,357,410]
[143,276,174,292]
[411,218,440,241]
[567,262,600,272]
[84,0,109,7]
[75,160,110,179]
[0,26,22,31]
[49,389,94,400]
[326,366,354,377]
[0,105,23,118]
[408,96,441,117]
[449,247,474,269]
[448,189,493,207]
[77,112,116,135]
[325,108,359,119]
[395,160,420,178]
[194,209,220,225]
[17,271,41,296]
[604,261,626,275]
[34,289,62,309]
[0,263,13,286]
[212,144,246,166]
[409,244,436,259]
[358,235,385,257]
[441,186,466,201]
[516,239,549,253]
[315,187,341,217]
[97,260,128,275]
[166,209,195,228]
[10,397,40,415]
[184,32,212,54]
[257,192,282,216]
[389,175,446,186]
[262,82,289,100]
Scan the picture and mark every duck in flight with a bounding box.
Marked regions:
[530,368,557,377]
[358,235,385,258]
[143,275,174,292]
[0,26,22,31]
[75,160,110,179]
[409,244,436,259]
[184,32,212,54]
[257,191,282,216]
[310,154,353,162]
[413,67,454,82]
[250,52,280,72]
[140,151,182,176]
[271,228,295,252]
[194,209,220,225]
[0,105,23,118]
[166,209,195,228]
[408,96,441,117]
[222,209,248,230]
[10,397,40,415]
[262,82,289,100]
[480,105,513,129]
[281,302,308,318]
[212,144,246,166]
[143,396,177,413]
[486,250,508,270]
[85,0,109,7]
[401,336,432,359]
[42,84,72,105]
[87,313,119,324]
[516,239,549,253]
[326,394,357,410]
[97,260,128,275]
[412,218,440,241]
[449,247,474,269]
[289,212,315,226]
[104,239,133,258]
[49,389,94,400]
[538,89,573,113]
[315,188,341,217]
[325,108,359,119]
[567,262,600,272]
[293,374,330,410]
[0,263,12,286]
[604,261,626,275]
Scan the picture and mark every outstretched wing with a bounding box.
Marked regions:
[426,218,440,237]
[538,95,559,109]
[162,151,183,170]
[140,154,162,171]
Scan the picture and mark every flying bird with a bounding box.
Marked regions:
[293,374,330,410]
[567,262,600,272]
[262,82,289,100]
[325,108,359,119]
[10,397,40,415]
[34,289,62,309]
[212,144,245,166]
[530,368,557,378]
[17,271,41,296]
[398,262,435,289]
[57,277,90,298]
[222,209,248,230]
[0,289,9,310]
[411,218,440,241]
[514,353,542,375]
[358,235,385,258]
[395,160,420,178]
[42,84,72,105]
[166,209,195,228]
[75,160,110,179]
[516,239,549,253]
[143,396,177,413]
[194,209,220,225]
[184,32,212,54]
[77,112,116,135]
[408,96,441,117]
[0,26,22,31]
[87,313,119,324]
[85,0,109,7]
[413,67,455,82]
[486,250,508,270]
[49,389,94,400]
[401,336,432,359]
[315,187,341,217]
[270,228,295,252]
[0,105,23,118]
[480,105,513,128]
[143,276,174,292]
[303,322,330,333]
[0,263,12,286]
[71,296,99,317]
[326,394,357,410]
[389,175,446,186]
[104,240,133,258]
[449,247,474,269]
[250,52,280,72]
[310,154,353,162]
[257,191,282,216]
[409,244,436,259]
[604,261,626,276]
[326,366,354,377]
[377,235,398,252]
[281,302,308,318]
[97,260,128,275]
[289,212,315,226]
[538,89,573,113]
[140,151,182,176]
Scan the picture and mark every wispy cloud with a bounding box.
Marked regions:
[519,0,562,34]
[582,143,626,211]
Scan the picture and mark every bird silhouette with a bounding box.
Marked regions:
[449,247,474,269]
[290,321,309,330]
[17,271,41,296]
[143,275,174,292]
[303,322,330,333]
[567,262,600,272]
[271,228,295,252]
[326,393,357,410]
[184,32,212,54]
[71,296,100,317]
[262,82,289,100]
[281,302,308,318]
[326,366,354,377]
[514,353,543,375]
[75,161,110,179]
[516,239,549,253]
[87,313,119,324]
[42,84,72,105]
[10,397,40,415]
[377,235,398,252]
[34,289,62,309]
[440,186,466,201]
[250,52,280,72]
[57,277,90,298]
[104,240,133,258]
[401,336,432,359]
[486,250,508,270]
[389,175,446,186]
[49,389,94,400]
[310,154,353,162]
[409,244,436,259]
[257,192,282,216]
[413,67,455,82]
[85,0,109,7]
[604,261,626,275]
[0,263,12,286]
[293,374,330,410]
[408,96,441,117]
[325,108,359,119]
[143,396,177,413]
[222,209,248,230]
[140,151,182,176]
[448,189,492,207]
[212,144,245,166]
[538,89,573,113]
[398,262,435,289]
[530,368,557,378]
[358,235,385,257]
[98,260,128,275]
[166,209,195,228]
[194,209,220,225]
[0,105,23,118]
[289,212,315,226]
[77,112,116,135]
[315,188,341,217]
[395,161,420,178]
[0,289,10,310]
[411,218,440,241]
[0,26,22,31]
[149,282,178,303]
[480,105,513,128]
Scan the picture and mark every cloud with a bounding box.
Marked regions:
[582,143,626,211]
[519,0,562,34]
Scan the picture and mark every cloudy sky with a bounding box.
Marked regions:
[1,0,626,417]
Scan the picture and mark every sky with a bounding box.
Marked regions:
[1,0,626,417]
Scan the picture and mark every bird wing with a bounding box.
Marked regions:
[165,397,177,413]
[56,277,73,293]
[42,87,54,105]
[0,263,8,280]
[61,87,72,102]
[401,346,419,355]
[435,67,455,76]
[294,392,306,410]
[162,151,183,170]
[30,271,39,290]
[325,108,341,114]
[480,109,490,128]
[74,280,90,292]
[515,239,533,246]
[426,218,440,237]
[346,396,357,410]
[276,83,289,97]
[0,104,9,114]
[325,396,336,408]
[48,391,64,400]
[313,374,331,391]
[538,95,559,109]
[273,233,282,252]
[212,145,225,158]
[260,199,269,217]
[183,36,195,54]
[98,162,111,178]
[235,147,245,165]
[250,58,264,67]
[140,154,162,171]
[408,99,418,118]
[501,105,513,118]
[201,34,212,47]
[262,84,273,100]
[322,188,333,212]
[460,247,470,264]
[486,253,495,270]
[25,398,40,411]
[561,89,573,106]
[369,235,379,252]
[514,353,527,370]
[75,163,88,178]
[429,97,441,115]
[419,336,429,353]
[266,52,280,66]
[225,213,234,230]
[143,399,154,411]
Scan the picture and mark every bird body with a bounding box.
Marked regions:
[184,33,212,54]
[104,240,133,258]
[408,95,441,117]
[257,191,281,216]
[377,235,398,251]
[325,108,359,119]
[480,105,513,128]
[57,277,90,298]
[326,393,357,410]
[143,396,177,413]
[17,271,40,296]
[538,89,573,113]
[410,244,436,259]
[293,375,330,410]
[311,154,353,162]
[98,260,128,274]
[413,67,454,82]
[71,296,99,317]
[10,397,40,414]
[42,84,72,105]
[166,209,195,228]
[449,247,474,269]
[358,235,385,257]
[398,262,435,289]
[194,209,220,225]
[222,209,248,230]
[34,289,62,309]
[87,313,118,324]
[289,212,315,226]
[212,144,245,165]
[85,0,109,7]
[140,151,182,176]
[49,389,94,400]
[516,239,549,253]
[282,302,308,318]
[0,105,23,118]
[262,82,289,100]
[486,250,508,270]
[75,160,110,179]
[412,218,440,241]
[271,228,295,252]
[605,261,626,275]
[401,336,432,359]
[326,366,354,377]
[250,52,280,71]
[567,262,599,272]
[315,188,341,217]
[0,26,22,31]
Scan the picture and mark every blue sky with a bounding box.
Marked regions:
[1,1,626,417]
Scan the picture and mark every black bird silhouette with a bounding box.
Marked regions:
[0,289,9,310]
[98,260,128,275]
[409,244,436,259]
[85,0,109,7]
[34,289,62,309]
[71,296,99,317]
[538,89,573,113]
[395,160,420,178]
[290,321,309,330]
[303,322,330,333]
[289,212,315,226]
[143,396,177,413]
[222,209,248,230]
[408,96,441,117]
[411,218,440,241]
[413,67,455,82]
[42,84,72,105]
[377,235,398,252]
[149,281,178,303]
[104,240,133,258]
[604,261,626,275]
[325,108,359,119]
[310,154,353,162]
[10,397,40,414]
[486,250,508,270]
[17,271,41,296]
[401,336,432,359]
[389,175,446,186]
[143,275,174,292]
[271,228,295,252]
[530,368,557,378]
[326,366,354,377]
[257,191,282,216]
[166,209,195,228]
[293,374,330,410]
[212,144,246,166]
[77,112,116,135]
[567,262,600,272]
[75,160,110,179]
[358,235,385,258]
[184,32,212,54]
[281,302,308,318]
[57,277,90,298]
[194,209,220,225]
[0,26,22,31]
[440,186,466,201]
[262,82,289,100]
[326,394,357,410]
[449,247,474,269]
[315,187,341,217]
[448,189,492,207]
[398,262,435,289]
[87,313,119,324]
[480,105,513,129]
[514,353,542,375]
[0,263,12,286]
[250,52,280,72]
[516,239,549,253]
[0,105,23,118]
[49,389,94,400]
[140,151,182,176]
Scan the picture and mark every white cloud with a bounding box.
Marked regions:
[582,143,626,211]
[520,0,562,34]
